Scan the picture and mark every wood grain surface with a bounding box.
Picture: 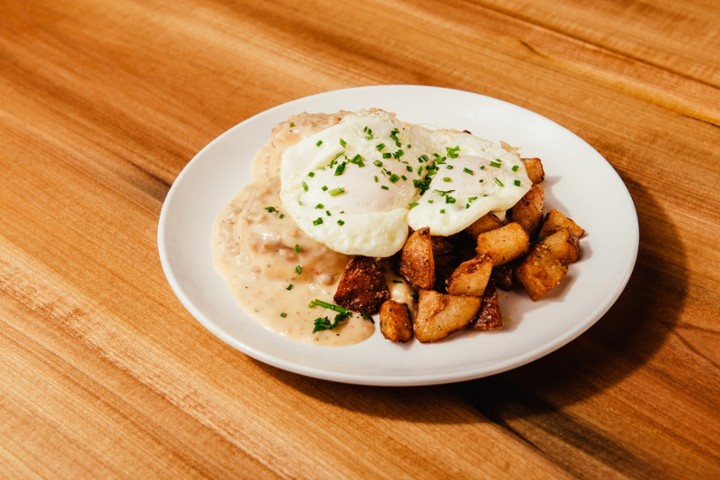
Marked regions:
[1,0,719,478]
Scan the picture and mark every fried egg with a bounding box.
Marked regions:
[280,110,531,257]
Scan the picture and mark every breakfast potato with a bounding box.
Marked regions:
[446,254,493,297]
[521,157,545,184]
[541,227,582,264]
[414,289,482,343]
[475,222,530,266]
[399,227,435,289]
[465,212,503,239]
[515,227,580,301]
[509,183,545,237]
[334,256,390,315]
[379,300,414,343]
[470,280,502,330]
[516,247,568,301]
[538,208,586,239]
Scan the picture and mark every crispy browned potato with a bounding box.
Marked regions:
[538,209,586,239]
[414,290,481,343]
[379,300,413,343]
[509,183,545,237]
[446,254,493,297]
[333,256,390,315]
[470,280,502,330]
[399,227,435,289]
[541,227,581,264]
[475,222,530,266]
[515,246,568,301]
[521,157,545,184]
[465,212,503,239]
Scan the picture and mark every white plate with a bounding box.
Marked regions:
[158,85,638,386]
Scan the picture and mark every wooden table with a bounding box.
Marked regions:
[2,1,719,478]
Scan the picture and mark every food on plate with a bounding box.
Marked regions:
[212,108,584,346]
[379,300,414,343]
[333,256,389,315]
[474,222,530,266]
[413,289,482,343]
[399,227,436,290]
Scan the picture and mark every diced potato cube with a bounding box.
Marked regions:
[538,209,586,239]
[521,157,545,184]
[446,254,493,297]
[414,290,481,343]
[379,300,414,343]
[470,280,502,330]
[465,212,503,239]
[334,256,390,315]
[399,227,435,289]
[510,183,544,237]
[475,222,530,266]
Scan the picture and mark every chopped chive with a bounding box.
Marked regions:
[315,203,324,209]
[440,208,446,214]
[381,185,389,190]
[280,312,288,318]
[382,152,392,159]
[514,179,522,186]
[334,162,347,176]
[389,173,400,184]
[337,219,345,225]
[309,299,351,314]
[294,244,301,253]
[446,146,460,158]
[442,177,452,182]
[408,201,419,208]
[321,185,328,191]
[286,284,294,290]
[329,187,345,196]
[373,159,383,167]
[490,159,502,168]
[339,138,347,148]
[316,140,323,147]
[301,181,309,192]
[265,206,277,213]
[376,143,385,151]
[494,177,504,187]
[463,167,474,175]
[512,165,519,171]
[313,217,324,225]
[295,265,303,274]
[308,171,315,177]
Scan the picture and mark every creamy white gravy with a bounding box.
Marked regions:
[211,112,377,346]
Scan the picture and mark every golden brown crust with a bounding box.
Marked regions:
[471,280,502,330]
[399,227,436,289]
[379,300,414,343]
[414,290,481,343]
[333,256,390,315]
[510,183,545,237]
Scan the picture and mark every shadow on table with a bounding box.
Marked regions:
[256,178,686,424]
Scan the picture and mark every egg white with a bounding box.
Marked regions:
[280,110,531,257]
